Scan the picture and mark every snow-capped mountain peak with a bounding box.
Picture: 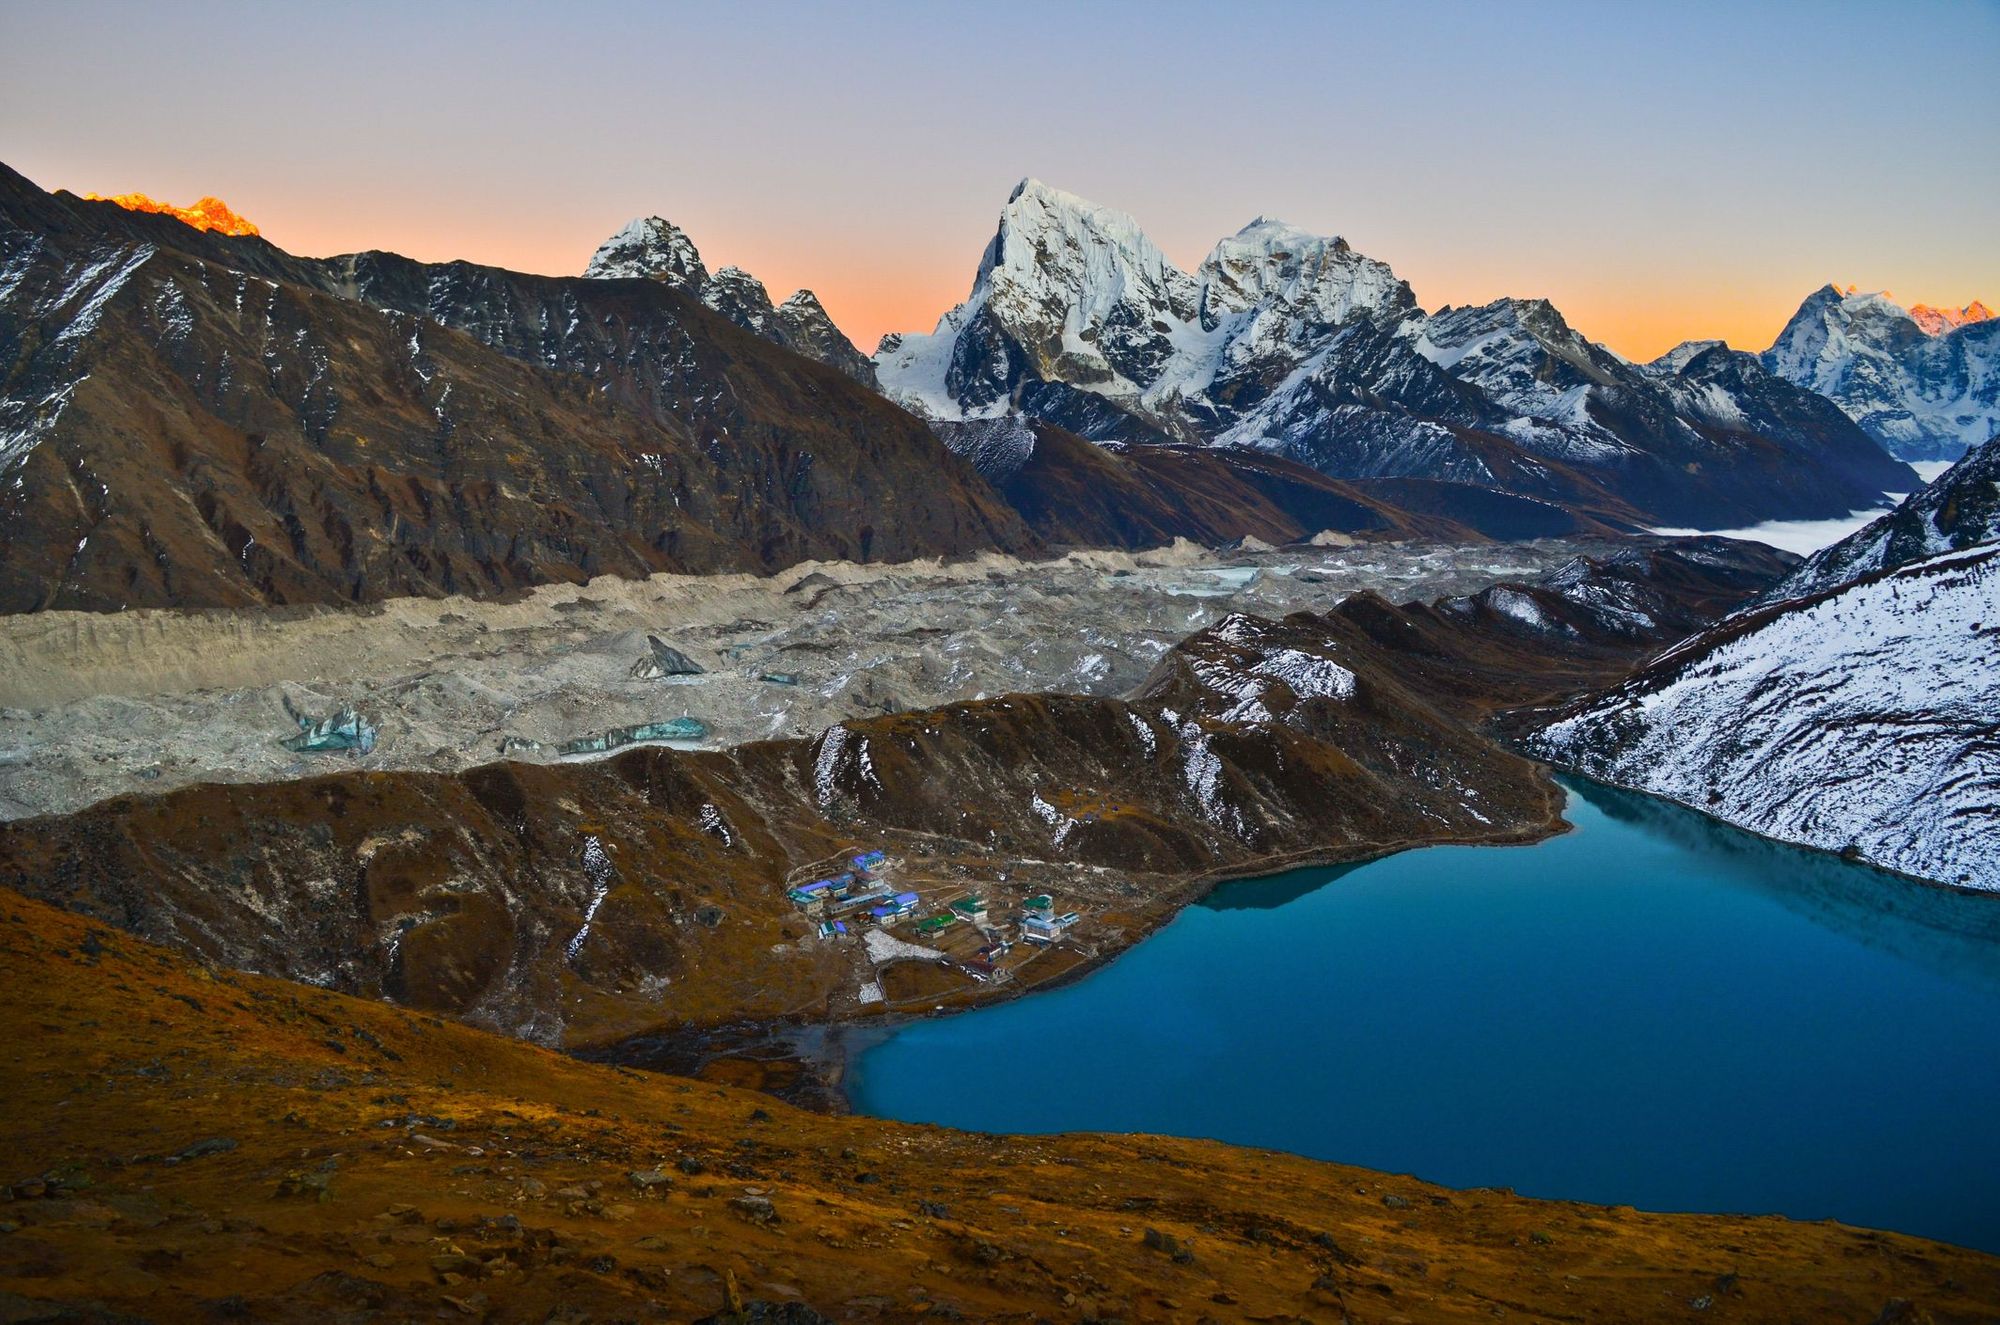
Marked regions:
[878,179,1420,425]
[84,191,260,237]
[582,216,708,286]
[1646,339,1728,376]
[975,178,1201,394]
[983,178,1193,308]
[1195,216,1413,332]
[1908,299,1994,337]
[1763,283,2000,461]
[876,179,1915,526]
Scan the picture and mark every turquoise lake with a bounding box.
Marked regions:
[849,779,2000,1252]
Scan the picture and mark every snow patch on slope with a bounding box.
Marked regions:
[1532,545,2000,890]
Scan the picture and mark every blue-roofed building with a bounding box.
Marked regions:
[831,889,892,917]
[787,878,836,912]
[865,891,920,924]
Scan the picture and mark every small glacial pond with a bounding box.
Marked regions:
[850,779,2000,1252]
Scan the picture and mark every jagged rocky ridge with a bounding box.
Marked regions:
[933,415,1607,546]
[1530,536,2000,890]
[0,537,1786,1045]
[0,163,1638,613]
[877,179,1915,527]
[1763,284,1998,461]
[1763,437,2000,602]
[0,163,1035,611]
[584,216,877,386]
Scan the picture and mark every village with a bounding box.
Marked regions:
[781,845,1088,1011]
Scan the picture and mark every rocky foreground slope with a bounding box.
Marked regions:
[7,892,1990,1323]
[1531,542,2000,890]
[0,541,1787,1050]
[877,179,1915,527]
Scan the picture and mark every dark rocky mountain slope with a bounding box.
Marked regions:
[878,179,1916,527]
[0,538,1787,1048]
[582,215,877,386]
[0,164,1033,612]
[935,415,1612,547]
[1761,436,2000,602]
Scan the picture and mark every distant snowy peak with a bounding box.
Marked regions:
[1908,299,1994,337]
[877,178,1914,528]
[1763,284,2000,461]
[1764,284,1921,378]
[986,178,1196,316]
[583,216,707,286]
[581,217,874,385]
[84,192,260,238]
[878,177,1420,425]
[1195,216,1413,330]
[1415,298,1626,419]
[1646,339,1728,376]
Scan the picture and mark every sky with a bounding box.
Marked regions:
[3,0,1996,361]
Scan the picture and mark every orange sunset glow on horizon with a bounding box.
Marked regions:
[76,181,1990,368]
[11,0,1991,371]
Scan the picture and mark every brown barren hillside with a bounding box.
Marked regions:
[0,541,1791,1057]
[933,418,1621,548]
[0,163,1035,613]
[2,162,1633,619]
[3,890,1994,1323]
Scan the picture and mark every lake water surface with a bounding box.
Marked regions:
[850,780,2000,1252]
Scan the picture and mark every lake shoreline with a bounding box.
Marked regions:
[595,778,1580,1107]
[835,775,2000,1254]
[596,763,1995,1113]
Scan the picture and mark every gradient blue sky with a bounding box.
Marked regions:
[4,0,1995,358]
